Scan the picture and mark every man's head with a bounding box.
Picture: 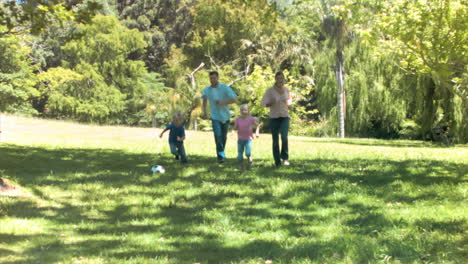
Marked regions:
[209,71,219,87]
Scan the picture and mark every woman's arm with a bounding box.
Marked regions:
[261,89,274,107]
[254,119,261,138]
[287,89,293,106]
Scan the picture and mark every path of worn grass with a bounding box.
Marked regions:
[0,115,466,264]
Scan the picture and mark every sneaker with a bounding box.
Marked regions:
[283,160,290,166]
[218,158,225,163]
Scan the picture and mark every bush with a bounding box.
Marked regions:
[398,119,422,140]
[290,118,332,137]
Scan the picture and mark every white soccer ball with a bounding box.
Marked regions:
[151,165,165,174]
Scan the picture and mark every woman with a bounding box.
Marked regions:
[261,71,292,167]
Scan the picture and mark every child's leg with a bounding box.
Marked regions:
[245,140,253,163]
[169,142,179,159]
[237,140,245,162]
[178,142,188,163]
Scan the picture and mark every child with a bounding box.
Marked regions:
[159,112,188,164]
[232,104,261,166]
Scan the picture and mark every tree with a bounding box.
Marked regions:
[320,0,356,138]
[0,0,102,35]
[115,0,194,72]
[0,26,38,114]
[39,15,150,124]
[377,0,467,142]
[186,0,280,68]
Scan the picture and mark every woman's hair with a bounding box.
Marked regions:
[275,71,284,78]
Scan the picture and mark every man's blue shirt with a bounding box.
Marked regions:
[201,83,237,122]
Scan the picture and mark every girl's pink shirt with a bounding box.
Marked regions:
[235,116,256,140]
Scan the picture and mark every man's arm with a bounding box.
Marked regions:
[217,85,238,105]
[231,120,238,136]
[217,98,237,105]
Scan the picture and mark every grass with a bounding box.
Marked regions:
[0,114,466,264]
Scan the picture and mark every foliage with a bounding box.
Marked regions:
[137,72,170,127]
[186,0,280,67]
[116,0,194,72]
[0,0,466,142]
[315,39,412,138]
[0,0,102,35]
[38,66,125,122]
[233,65,275,119]
[0,28,38,114]
[376,0,467,142]
[38,15,149,124]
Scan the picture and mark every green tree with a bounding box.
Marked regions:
[115,0,194,72]
[377,0,467,142]
[186,0,279,67]
[0,0,102,35]
[39,15,150,124]
[0,27,38,114]
[315,40,413,138]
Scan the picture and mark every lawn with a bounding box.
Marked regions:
[0,115,466,264]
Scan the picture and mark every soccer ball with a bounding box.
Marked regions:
[151,165,165,174]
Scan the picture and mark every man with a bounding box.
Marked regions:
[202,71,237,162]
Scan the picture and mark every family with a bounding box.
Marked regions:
[160,70,292,167]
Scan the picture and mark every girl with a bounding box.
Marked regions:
[232,104,261,167]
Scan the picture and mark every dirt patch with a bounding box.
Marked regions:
[0,178,30,197]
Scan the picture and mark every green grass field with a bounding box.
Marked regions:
[0,115,466,264]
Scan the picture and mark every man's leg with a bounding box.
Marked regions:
[211,120,226,161]
[221,120,229,155]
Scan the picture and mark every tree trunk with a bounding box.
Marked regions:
[422,78,436,140]
[336,49,345,138]
[185,62,205,128]
[193,118,198,131]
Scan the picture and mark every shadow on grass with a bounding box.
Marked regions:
[0,143,466,263]
[296,138,462,148]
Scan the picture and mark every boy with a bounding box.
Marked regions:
[159,112,188,164]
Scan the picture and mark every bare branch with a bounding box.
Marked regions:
[186,62,205,90]
[228,64,250,86]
